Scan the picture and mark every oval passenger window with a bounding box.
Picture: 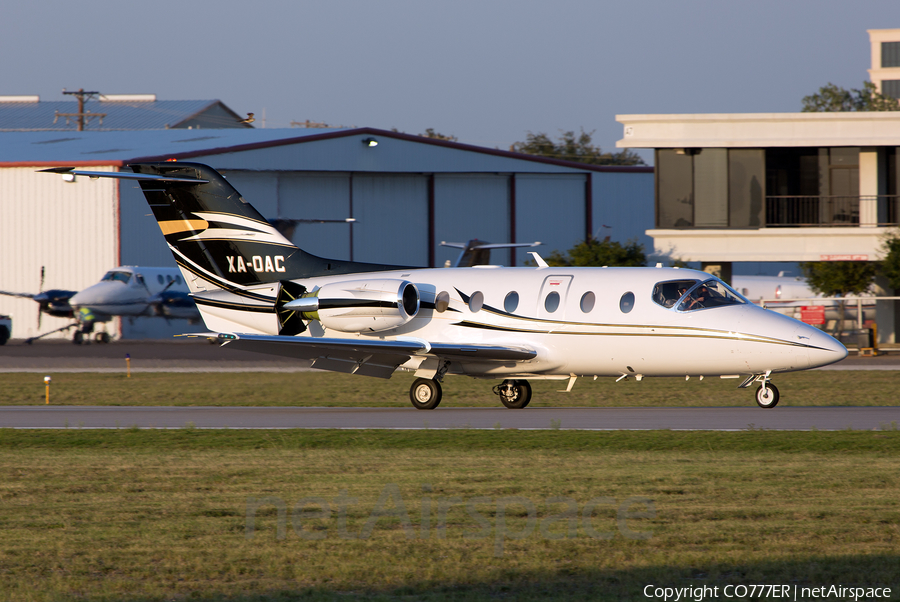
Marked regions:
[504,291,519,313]
[619,291,635,313]
[580,291,595,313]
[469,291,484,313]
[544,291,560,313]
[434,291,450,313]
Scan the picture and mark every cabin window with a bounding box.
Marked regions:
[580,292,595,313]
[504,291,519,313]
[435,291,450,313]
[469,291,484,312]
[544,291,560,313]
[101,271,131,284]
[157,275,165,285]
[619,291,635,313]
[677,279,748,312]
[652,279,700,309]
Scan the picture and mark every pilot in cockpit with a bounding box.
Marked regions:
[685,285,709,310]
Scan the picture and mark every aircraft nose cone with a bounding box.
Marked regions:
[68,283,108,308]
[67,290,89,308]
[802,326,848,369]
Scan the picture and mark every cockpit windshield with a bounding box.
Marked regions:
[652,279,700,308]
[101,271,132,284]
[653,278,748,312]
[677,279,747,311]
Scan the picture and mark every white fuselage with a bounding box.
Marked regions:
[191,266,847,379]
[68,266,189,320]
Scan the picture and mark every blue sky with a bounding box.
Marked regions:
[3,0,897,163]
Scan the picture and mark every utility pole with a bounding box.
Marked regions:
[54,89,106,131]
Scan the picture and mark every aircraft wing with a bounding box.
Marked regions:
[185,332,536,379]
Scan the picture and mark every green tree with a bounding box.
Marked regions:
[510,129,645,166]
[800,261,877,297]
[419,128,458,141]
[881,230,900,290]
[543,237,646,267]
[800,261,878,335]
[801,81,899,112]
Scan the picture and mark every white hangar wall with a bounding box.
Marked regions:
[0,167,118,340]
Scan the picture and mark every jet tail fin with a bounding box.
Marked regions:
[42,163,403,293]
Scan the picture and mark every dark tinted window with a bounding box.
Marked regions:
[580,291,595,313]
[544,291,560,313]
[435,291,450,313]
[504,291,519,313]
[656,149,694,228]
[729,149,765,228]
[677,279,748,312]
[883,42,900,68]
[619,291,635,313]
[469,291,484,313]
[652,279,700,309]
[101,271,131,284]
[883,80,900,100]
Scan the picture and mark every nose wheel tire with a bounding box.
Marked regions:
[495,379,532,409]
[410,378,442,410]
[755,383,780,408]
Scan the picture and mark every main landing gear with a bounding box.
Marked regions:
[407,360,533,410]
[492,379,532,409]
[408,377,534,410]
[410,378,442,410]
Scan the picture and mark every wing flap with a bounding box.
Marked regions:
[182,332,536,378]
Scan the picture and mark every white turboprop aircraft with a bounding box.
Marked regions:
[44,163,847,408]
[1,266,200,343]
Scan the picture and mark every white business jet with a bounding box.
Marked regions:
[2,266,200,343]
[44,163,847,408]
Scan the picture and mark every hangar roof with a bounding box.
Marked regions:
[0,128,652,174]
[0,98,251,131]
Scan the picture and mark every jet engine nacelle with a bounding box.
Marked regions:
[288,279,420,333]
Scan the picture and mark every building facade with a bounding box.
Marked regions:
[616,111,900,342]
[869,28,900,99]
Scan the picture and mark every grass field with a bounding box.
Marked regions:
[1,369,899,407]
[1,430,899,601]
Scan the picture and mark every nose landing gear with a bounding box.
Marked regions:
[740,371,780,409]
[755,383,780,408]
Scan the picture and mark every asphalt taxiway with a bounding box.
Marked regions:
[2,405,899,431]
[1,340,898,430]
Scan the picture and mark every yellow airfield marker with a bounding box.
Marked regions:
[126,354,131,378]
[44,375,51,404]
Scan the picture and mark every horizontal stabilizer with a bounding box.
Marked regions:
[39,168,208,184]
